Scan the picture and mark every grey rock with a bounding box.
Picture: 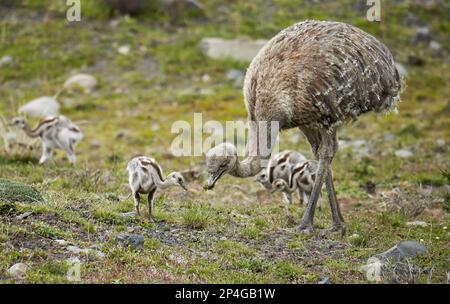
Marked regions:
[199,38,268,62]
[318,277,331,284]
[0,55,13,67]
[19,96,60,118]
[383,133,396,142]
[7,263,28,279]
[15,211,33,220]
[429,41,441,52]
[374,241,428,263]
[121,211,138,218]
[406,221,428,227]
[226,69,245,87]
[395,149,414,158]
[67,245,105,259]
[116,233,145,250]
[394,62,407,77]
[413,26,431,44]
[64,74,98,93]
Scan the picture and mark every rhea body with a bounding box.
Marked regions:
[9,115,83,164]
[272,160,323,209]
[254,150,308,205]
[127,156,187,220]
[205,21,402,234]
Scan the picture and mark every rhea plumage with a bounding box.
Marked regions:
[127,156,187,220]
[205,20,402,235]
[254,150,307,205]
[9,115,83,164]
[271,160,323,210]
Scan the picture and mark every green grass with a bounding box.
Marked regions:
[0,0,448,284]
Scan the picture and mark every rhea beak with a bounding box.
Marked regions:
[180,182,188,192]
[270,187,279,194]
[204,170,225,190]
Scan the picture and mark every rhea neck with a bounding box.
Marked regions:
[21,122,41,138]
[228,121,278,178]
[151,172,175,189]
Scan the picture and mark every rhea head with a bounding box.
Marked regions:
[204,143,238,190]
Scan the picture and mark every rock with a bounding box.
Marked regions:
[394,62,407,78]
[0,55,13,67]
[383,133,396,142]
[318,277,331,284]
[429,41,442,55]
[406,221,428,227]
[361,241,428,282]
[436,138,446,148]
[339,139,367,149]
[15,211,33,220]
[199,38,268,62]
[226,69,245,87]
[7,263,28,279]
[118,45,131,55]
[375,241,428,263]
[64,74,98,93]
[413,26,431,44]
[54,239,68,246]
[395,149,414,158]
[121,211,138,218]
[116,233,144,250]
[67,245,105,259]
[19,96,60,118]
[201,74,211,83]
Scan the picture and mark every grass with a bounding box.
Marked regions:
[0,0,448,284]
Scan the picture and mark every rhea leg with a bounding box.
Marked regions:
[133,192,141,215]
[282,191,292,205]
[147,188,157,221]
[39,142,53,164]
[325,169,346,234]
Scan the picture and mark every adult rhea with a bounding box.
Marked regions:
[205,21,402,234]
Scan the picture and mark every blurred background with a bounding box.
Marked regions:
[0,0,448,283]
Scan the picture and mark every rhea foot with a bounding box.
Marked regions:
[328,222,347,236]
[297,222,314,234]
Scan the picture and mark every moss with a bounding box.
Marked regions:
[0,179,43,203]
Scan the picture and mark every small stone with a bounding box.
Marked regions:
[395,149,413,158]
[0,55,13,67]
[406,221,428,227]
[394,62,407,78]
[436,139,446,148]
[201,74,211,82]
[54,239,68,246]
[116,233,144,250]
[383,133,396,142]
[7,263,28,279]
[19,96,60,118]
[118,45,131,55]
[318,277,331,284]
[413,26,431,44]
[15,211,33,220]
[199,38,268,62]
[64,74,98,93]
[429,41,441,52]
[121,211,138,218]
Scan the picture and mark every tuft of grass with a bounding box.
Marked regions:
[182,207,210,229]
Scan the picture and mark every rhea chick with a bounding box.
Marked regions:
[272,160,323,209]
[9,115,83,164]
[127,156,187,220]
[254,150,307,205]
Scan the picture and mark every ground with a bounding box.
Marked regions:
[0,0,449,283]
